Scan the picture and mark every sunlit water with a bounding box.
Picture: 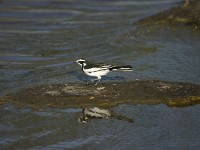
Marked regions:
[1,0,200,149]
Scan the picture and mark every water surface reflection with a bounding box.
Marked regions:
[79,107,134,123]
[1,104,200,149]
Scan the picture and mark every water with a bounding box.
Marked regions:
[1,0,200,149]
[1,0,200,96]
[1,104,200,149]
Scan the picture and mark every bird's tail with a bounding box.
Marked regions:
[110,65,133,71]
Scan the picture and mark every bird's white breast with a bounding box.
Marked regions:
[83,67,110,77]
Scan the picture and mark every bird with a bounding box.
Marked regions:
[76,58,132,85]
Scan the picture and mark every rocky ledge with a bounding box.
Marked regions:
[1,80,200,110]
[138,0,200,31]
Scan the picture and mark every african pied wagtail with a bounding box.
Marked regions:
[76,58,132,85]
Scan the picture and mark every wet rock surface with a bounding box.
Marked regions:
[138,0,200,31]
[1,80,200,109]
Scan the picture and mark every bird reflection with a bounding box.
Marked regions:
[79,107,134,123]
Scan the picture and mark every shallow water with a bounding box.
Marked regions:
[1,0,200,149]
[1,104,200,149]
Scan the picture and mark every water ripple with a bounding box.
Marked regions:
[32,134,111,149]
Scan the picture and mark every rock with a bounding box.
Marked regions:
[1,80,200,109]
[138,0,200,31]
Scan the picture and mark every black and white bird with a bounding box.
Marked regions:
[76,58,132,85]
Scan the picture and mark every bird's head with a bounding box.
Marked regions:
[76,58,87,66]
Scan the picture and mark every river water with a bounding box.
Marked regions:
[1,0,200,149]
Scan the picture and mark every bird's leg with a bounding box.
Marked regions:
[95,77,101,86]
[91,79,95,83]
[87,77,101,86]
[86,78,95,85]
[86,78,94,85]
[86,78,96,85]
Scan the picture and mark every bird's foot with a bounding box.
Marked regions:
[85,79,95,86]
[86,79,101,86]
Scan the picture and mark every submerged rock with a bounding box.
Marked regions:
[138,0,200,31]
[0,80,200,109]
